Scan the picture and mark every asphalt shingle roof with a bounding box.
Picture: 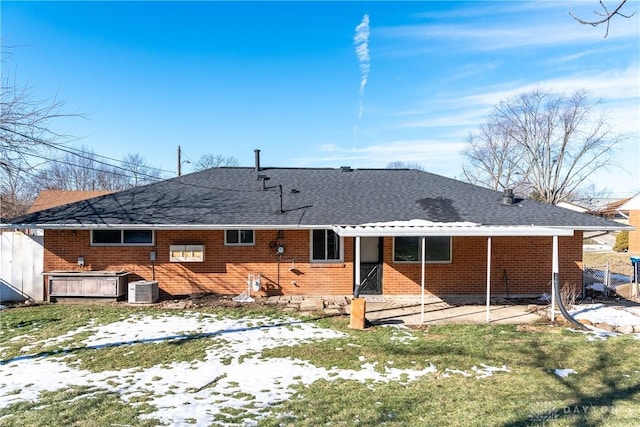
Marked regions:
[7,167,627,230]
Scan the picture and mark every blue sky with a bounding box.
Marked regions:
[2,1,639,196]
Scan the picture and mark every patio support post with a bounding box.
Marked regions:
[355,236,361,297]
[486,236,492,323]
[349,235,367,329]
[551,235,558,322]
[421,236,426,323]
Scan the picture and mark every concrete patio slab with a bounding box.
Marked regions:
[347,296,546,326]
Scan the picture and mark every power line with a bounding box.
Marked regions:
[6,145,265,194]
[7,147,158,188]
[34,139,175,178]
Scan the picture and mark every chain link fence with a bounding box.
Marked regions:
[583,263,631,298]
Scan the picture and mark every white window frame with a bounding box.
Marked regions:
[310,229,344,263]
[90,229,154,246]
[224,229,255,246]
[392,236,452,264]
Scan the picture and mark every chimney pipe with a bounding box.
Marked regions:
[502,188,515,205]
[254,149,261,172]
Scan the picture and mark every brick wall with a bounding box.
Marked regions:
[381,233,583,296]
[44,229,354,297]
[628,210,640,253]
[44,229,583,297]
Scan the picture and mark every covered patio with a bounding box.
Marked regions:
[333,220,574,324]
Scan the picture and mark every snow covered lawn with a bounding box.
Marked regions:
[0,310,505,426]
[1,304,639,426]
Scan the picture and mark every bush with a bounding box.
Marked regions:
[613,231,629,252]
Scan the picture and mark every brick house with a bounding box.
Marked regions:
[5,152,628,300]
[619,195,640,253]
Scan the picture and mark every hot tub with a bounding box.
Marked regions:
[45,270,130,302]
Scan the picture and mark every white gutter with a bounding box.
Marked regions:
[0,223,322,231]
[552,225,633,231]
[3,222,625,234]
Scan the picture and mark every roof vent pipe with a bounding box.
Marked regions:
[502,188,515,205]
[254,149,261,172]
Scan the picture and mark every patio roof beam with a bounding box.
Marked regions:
[332,224,574,237]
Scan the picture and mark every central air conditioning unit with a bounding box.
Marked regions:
[128,280,159,304]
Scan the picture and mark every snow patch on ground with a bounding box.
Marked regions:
[472,364,510,379]
[442,368,472,378]
[441,365,509,379]
[554,368,577,378]
[566,304,640,340]
[382,323,418,344]
[570,304,640,327]
[1,312,502,426]
[568,328,619,341]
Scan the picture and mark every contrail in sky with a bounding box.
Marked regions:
[354,14,370,120]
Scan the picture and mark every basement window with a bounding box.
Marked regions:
[393,236,451,263]
[170,245,205,262]
[225,229,255,246]
[91,229,154,246]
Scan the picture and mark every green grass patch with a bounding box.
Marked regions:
[0,386,158,427]
[260,320,640,426]
[69,334,214,372]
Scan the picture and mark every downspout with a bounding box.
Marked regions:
[552,235,586,329]
[553,271,586,330]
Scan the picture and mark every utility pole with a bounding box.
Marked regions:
[177,146,190,176]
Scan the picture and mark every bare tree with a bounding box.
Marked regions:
[0,158,41,217]
[194,154,239,171]
[1,47,80,215]
[462,89,625,205]
[462,119,529,193]
[570,182,612,202]
[1,47,162,215]
[1,50,76,171]
[30,148,162,191]
[571,0,636,37]
[118,153,163,187]
[387,161,425,171]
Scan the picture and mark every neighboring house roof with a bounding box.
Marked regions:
[619,193,640,211]
[6,167,629,231]
[28,190,115,214]
[557,201,589,213]
[597,197,631,216]
[566,197,630,214]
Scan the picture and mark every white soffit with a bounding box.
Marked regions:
[332,220,574,237]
